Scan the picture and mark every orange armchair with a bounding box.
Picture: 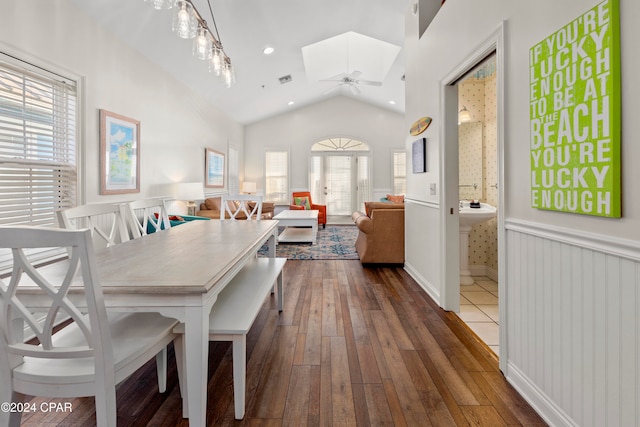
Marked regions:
[290,191,327,228]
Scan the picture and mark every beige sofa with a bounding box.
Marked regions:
[351,202,405,264]
[196,197,275,220]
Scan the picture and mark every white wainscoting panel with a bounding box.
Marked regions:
[404,199,442,305]
[505,219,640,427]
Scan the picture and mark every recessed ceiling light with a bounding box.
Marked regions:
[389,100,396,105]
[263,46,274,55]
[288,101,295,106]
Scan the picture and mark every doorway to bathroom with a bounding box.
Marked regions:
[440,24,505,368]
[456,52,500,356]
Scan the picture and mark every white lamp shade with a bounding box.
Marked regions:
[241,182,257,193]
[176,182,205,201]
[459,106,471,123]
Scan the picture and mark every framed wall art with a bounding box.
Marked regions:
[205,147,225,188]
[99,109,140,195]
[412,138,427,173]
[529,0,621,217]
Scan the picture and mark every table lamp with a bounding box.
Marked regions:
[176,182,205,216]
[241,181,257,194]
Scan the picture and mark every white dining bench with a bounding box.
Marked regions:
[174,256,286,420]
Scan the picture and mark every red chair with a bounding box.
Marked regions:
[289,191,327,228]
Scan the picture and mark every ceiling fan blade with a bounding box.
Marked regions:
[320,72,347,82]
[349,84,360,95]
[358,80,382,86]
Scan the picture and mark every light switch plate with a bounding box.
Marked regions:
[430,183,436,195]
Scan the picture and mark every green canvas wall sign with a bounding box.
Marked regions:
[529,0,621,217]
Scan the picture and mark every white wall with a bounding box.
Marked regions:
[244,96,405,199]
[0,0,242,208]
[405,0,640,425]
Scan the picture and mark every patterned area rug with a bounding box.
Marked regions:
[259,225,359,260]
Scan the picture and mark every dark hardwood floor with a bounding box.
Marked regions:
[18,260,546,426]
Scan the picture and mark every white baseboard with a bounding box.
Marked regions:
[506,362,577,427]
[468,264,498,282]
[404,262,440,305]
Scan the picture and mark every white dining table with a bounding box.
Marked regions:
[17,219,277,426]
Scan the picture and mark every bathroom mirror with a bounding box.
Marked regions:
[458,121,483,200]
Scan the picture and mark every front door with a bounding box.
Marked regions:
[309,138,371,216]
[324,154,354,216]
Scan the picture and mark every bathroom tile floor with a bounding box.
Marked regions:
[459,276,499,355]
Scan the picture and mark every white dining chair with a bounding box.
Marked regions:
[56,203,130,248]
[57,202,172,390]
[220,194,263,221]
[125,198,172,238]
[0,227,181,427]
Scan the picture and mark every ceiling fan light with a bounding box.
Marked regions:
[172,0,197,39]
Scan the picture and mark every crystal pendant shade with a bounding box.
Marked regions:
[193,27,213,60]
[223,63,235,88]
[172,1,197,39]
[145,0,235,87]
[209,48,223,76]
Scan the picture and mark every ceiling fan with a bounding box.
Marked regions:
[320,71,382,95]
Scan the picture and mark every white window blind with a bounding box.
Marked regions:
[265,150,288,204]
[0,53,78,270]
[393,150,407,195]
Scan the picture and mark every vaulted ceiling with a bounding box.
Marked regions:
[71,0,410,124]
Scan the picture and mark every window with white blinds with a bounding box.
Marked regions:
[393,150,407,195]
[264,149,288,204]
[0,53,78,270]
[0,55,78,226]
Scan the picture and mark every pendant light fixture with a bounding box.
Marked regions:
[193,26,213,60]
[172,0,197,39]
[458,105,471,123]
[145,0,235,87]
[209,47,223,75]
